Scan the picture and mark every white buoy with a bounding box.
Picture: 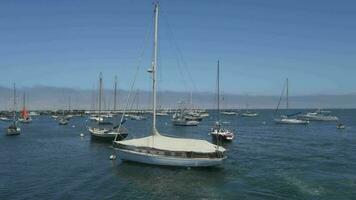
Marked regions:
[72,125,75,128]
[109,154,117,160]
[80,133,84,137]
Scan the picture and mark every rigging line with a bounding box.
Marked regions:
[275,80,287,114]
[163,11,198,93]
[160,10,192,92]
[114,8,153,141]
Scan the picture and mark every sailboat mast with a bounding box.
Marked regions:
[152,2,159,134]
[246,93,249,110]
[217,60,220,123]
[99,72,103,115]
[68,96,71,111]
[286,78,289,110]
[13,83,16,122]
[114,75,117,111]
[23,92,26,112]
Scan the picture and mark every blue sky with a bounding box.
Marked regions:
[0,0,355,95]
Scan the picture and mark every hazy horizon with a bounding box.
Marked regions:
[1,85,356,110]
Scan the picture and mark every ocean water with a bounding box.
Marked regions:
[1,109,356,199]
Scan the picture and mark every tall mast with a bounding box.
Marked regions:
[99,72,103,115]
[13,83,16,122]
[246,93,249,110]
[23,92,26,111]
[152,2,159,135]
[217,60,220,123]
[286,78,289,110]
[114,75,117,111]
[68,96,71,111]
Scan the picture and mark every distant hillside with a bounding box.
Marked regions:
[0,86,356,110]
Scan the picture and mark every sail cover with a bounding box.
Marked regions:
[115,134,225,153]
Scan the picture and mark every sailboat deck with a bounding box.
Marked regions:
[115,134,225,154]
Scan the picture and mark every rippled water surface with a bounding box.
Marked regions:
[1,109,356,199]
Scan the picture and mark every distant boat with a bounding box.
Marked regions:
[274,78,309,125]
[241,94,259,117]
[172,112,199,126]
[0,116,12,122]
[129,114,147,121]
[113,3,225,167]
[336,123,345,129]
[156,110,169,116]
[210,61,234,142]
[6,84,21,136]
[58,118,69,125]
[172,108,199,126]
[241,111,259,117]
[199,110,210,118]
[127,90,147,121]
[298,109,338,121]
[221,110,237,116]
[89,73,126,141]
[18,93,32,123]
[183,110,204,121]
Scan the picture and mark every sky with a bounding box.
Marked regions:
[1,0,356,96]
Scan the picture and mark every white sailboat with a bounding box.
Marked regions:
[172,108,199,126]
[274,78,309,125]
[6,84,21,135]
[113,3,225,167]
[241,94,259,117]
[210,61,234,142]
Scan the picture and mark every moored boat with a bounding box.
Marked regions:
[113,3,225,167]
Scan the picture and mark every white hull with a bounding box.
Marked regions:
[274,118,309,125]
[241,113,258,117]
[18,118,32,123]
[172,119,199,126]
[221,112,237,116]
[116,149,225,167]
[0,117,12,122]
[298,115,338,121]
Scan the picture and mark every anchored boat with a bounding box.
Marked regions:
[210,60,235,142]
[274,79,309,125]
[6,84,21,136]
[113,3,225,167]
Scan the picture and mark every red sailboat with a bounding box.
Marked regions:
[18,93,32,123]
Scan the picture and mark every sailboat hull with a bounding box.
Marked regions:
[89,128,127,142]
[274,118,309,125]
[6,127,21,136]
[116,149,225,167]
[18,118,32,123]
